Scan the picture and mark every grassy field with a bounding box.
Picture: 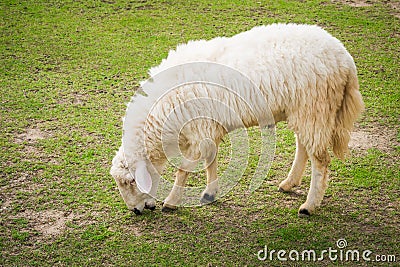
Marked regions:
[1,0,399,266]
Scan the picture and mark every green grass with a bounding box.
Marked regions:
[1,0,399,266]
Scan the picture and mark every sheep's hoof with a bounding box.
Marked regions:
[161,204,177,213]
[133,208,142,215]
[278,182,293,192]
[145,204,156,211]
[298,208,311,217]
[278,187,288,193]
[200,193,215,204]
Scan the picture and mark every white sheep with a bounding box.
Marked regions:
[110,23,364,216]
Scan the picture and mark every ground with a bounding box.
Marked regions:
[1,0,399,266]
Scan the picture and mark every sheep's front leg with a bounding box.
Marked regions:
[198,138,220,204]
[279,135,308,191]
[298,151,330,216]
[200,154,218,204]
[162,169,190,211]
[162,158,197,212]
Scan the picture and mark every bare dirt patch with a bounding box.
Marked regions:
[389,1,400,13]
[15,128,49,143]
[335,0,374,7]
[11,210,75,237]
[13,127,60,165]
[332,0,400,18]
[349,126,399,153]
[57,92,88,105]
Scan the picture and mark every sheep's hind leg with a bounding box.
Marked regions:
[298,150,330,216]
[279,135,308,192]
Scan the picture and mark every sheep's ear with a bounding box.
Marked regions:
[135,161,152,194]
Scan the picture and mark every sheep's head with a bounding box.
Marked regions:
[110,155,155,215]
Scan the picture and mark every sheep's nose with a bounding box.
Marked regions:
[133,208,142,215]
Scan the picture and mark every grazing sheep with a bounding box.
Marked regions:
[110,23,364,216]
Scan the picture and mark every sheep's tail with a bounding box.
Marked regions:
[332,68,365,160]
